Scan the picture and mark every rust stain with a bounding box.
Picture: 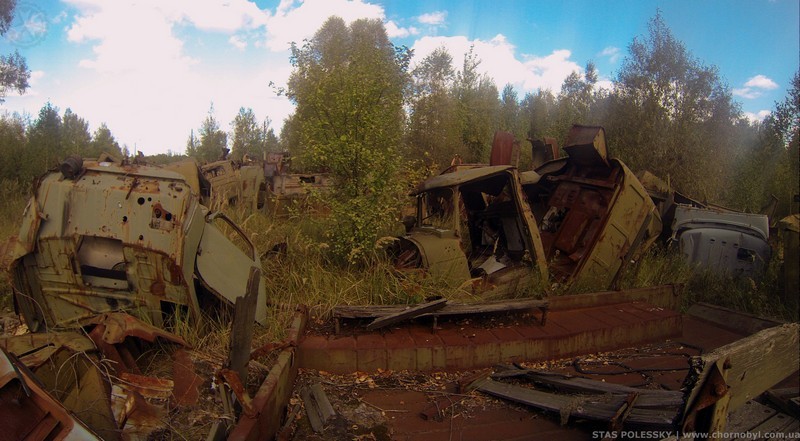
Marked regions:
[120,372,174,399]
[171,349,202,406]
[150,280,166,296]
[88,312,189,347]
[218,368,256,417]
[166,260,184,285]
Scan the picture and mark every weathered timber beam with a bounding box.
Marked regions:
[365,298,447,331]
[681,323,800,434]
[475,378,676,428]
[492,368,683,408]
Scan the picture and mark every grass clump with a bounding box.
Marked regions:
[621,245,797,322]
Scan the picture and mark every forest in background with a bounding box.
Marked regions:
[0,13,797,259]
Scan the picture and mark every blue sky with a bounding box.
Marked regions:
[1,0,797,155]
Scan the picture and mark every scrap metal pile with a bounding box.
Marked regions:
[0,125,796,440]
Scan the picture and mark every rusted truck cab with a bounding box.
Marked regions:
[394,165,549,297]
[394,125,661,294]
[200,159,266,211]
[521,125,661,289]
[6,157,267,332]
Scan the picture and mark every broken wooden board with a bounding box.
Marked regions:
[365,298,447,331]
[228,266,261,383]
[335,297,548,318]
[334,297,549,332]
[681,323,800,434]
[492,368,684,409]
[764,388,800,419]
[301,383,336,433]
[474,378,677,429]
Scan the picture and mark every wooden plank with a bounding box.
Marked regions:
[681,323,800,432]
[227,309,307,441]
[687,303,785,336]
[309,383,336,422]
[725,400,778,433]
[432,298,548,315]
[749,413,798,439]
[492,369,683,408]
[764,388,800,419]
[475,379,677,428]
[300,387,324,433]
[332,305,407,319]
[365,298,447,331]
[228,267,260,382]
[334,298,548,320]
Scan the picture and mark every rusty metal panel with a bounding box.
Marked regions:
[489,131,519,166]
[1,348,102,441]
[196,217,267,326]
[228,308,307,441]
[562,125,608,167]
[8,160,266,330]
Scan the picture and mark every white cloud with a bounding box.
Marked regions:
[744,110,771,123]
[229,35,248,50]
[263,0,385,51]
[412,35,582,94]
[733,74,779,100]
[66,2,195,74]
[173,0,269,32]
[744,74,778,90]
[418,11,447,26]
[733,87,761,99]
[29,70,45,85]
[385,20,418,38]
[599,46,621,63]
[56,0,293,155]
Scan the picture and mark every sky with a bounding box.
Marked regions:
[0,0,797,156]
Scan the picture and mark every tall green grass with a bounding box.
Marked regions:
[620,245,797,322]
[0,179,28,310]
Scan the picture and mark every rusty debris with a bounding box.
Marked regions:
[301,382,336,433]
[0,121,797,441]
[1,348,102,441]
[171,348,203,407]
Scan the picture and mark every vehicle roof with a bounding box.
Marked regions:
[83,160,191,182]
[414,165,515,195]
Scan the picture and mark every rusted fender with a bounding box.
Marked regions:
[86,312,189,346]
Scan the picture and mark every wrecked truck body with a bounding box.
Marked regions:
[5,157,267,332]
[200,159,267,211]
[671,204,771,277]
[392,125,660,294]
[521,125,662,288]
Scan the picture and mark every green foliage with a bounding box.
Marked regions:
[89,123,123,158]
[230,107,280,161]
[407,46,461,170]
[27,102,64,173]
[727,71,799,217]
[620,246,797,322]
[555,62,599,136]
[286,17,412,263]
[187,104,228,163]
[455,46,499,162]
[607,12,744,201]
[0,50,29,102]
[61,108,91,156]
[0,1,29,102]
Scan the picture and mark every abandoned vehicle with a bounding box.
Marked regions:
[392,125,661,294]
[4,156,268,332]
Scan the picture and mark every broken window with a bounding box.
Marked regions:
[76,236,129,290]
